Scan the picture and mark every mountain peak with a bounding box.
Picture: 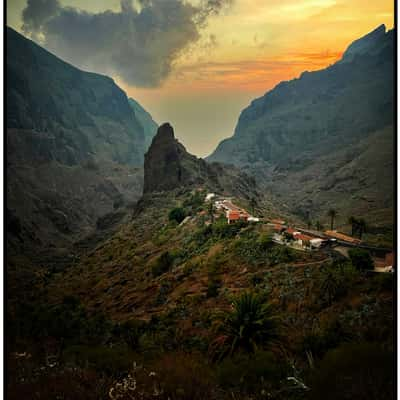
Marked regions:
[143,123,260,200]
[155,122,175,141]
[143,123,202,193]
[341,24,387,62]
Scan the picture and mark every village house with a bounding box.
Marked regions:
[272,225,326,250]
[271,218,286,225]
[374,252,394,273]
[227,209,249,224]
[211,197,257,225]
[292,233,314,249]
[205,193,216,202]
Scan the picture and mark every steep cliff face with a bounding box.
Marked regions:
[144,123,208,193]
[208,25,394,226]
[6,28,156,257]
[128,98,158,151]
[209,25,393,167]
[7,27,147,166]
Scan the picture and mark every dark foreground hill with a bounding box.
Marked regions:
[9,150,393,399]
[208,25,394,235]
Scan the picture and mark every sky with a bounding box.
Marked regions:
[7,0,394,157]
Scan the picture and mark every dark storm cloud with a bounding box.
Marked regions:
[21,0,232,87]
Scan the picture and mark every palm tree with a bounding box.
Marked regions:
[210,292,279,360]
[320,269,340,306]
[315,221,323,231]
[250,197,257,215]
[357,218,367,239]
[327,209,337,230]
[208,201,215,224]
[348,216,357,236]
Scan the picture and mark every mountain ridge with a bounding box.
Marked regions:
[6,27,157,258]
[207,25,394,231]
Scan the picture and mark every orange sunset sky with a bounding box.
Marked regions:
[7,0,395,156]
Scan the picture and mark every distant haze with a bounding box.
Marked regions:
[7,0,394,157]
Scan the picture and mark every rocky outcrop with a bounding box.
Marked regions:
[143,123,260,200]
[143,123,209,193]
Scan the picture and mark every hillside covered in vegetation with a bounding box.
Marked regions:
[8,132,394,399]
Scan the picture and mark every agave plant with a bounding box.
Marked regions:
[210,291,279,360]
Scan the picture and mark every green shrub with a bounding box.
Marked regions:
[348,248,374,271]
[206,262,222,298]
[234,233,294,266]
[115,319,147,350]
[183,191,205,210]
[11,296,113,348]
[155,282,172,305]
[307,343,394,400]
[216,351,284,392]
[182,260,199,277]
[63,344,135,376]
[213,219,246,239]
[318,262,358,306]
[207,277,221,298]
[250,273,264,287]
[169,207,186,224]
[373,272,394,292]
[302,320,353,359]
[152,252,174,277]
[150,352,214,400]
[258,233,273,250]
[268,245,295,265]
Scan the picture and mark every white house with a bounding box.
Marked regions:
[205,193,216,202]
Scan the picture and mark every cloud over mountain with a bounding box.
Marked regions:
[21,0,232,87]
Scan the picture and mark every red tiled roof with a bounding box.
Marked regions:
[295,233,313,242]
[324,230,362,244]
[385,252,394,266]
[228,211,240,220]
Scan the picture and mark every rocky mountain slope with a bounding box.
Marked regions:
[128,98,158,151]
[8,116,393,400]
[6,27,156,258]
[38,139,392,398]
[208,25,394,230]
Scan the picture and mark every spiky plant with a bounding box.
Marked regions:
[210,291,279,360]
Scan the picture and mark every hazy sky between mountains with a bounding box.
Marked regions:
[8,0,394,157]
